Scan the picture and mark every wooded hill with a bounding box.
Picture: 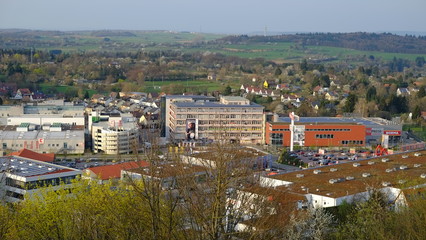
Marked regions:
[216,32,426,54]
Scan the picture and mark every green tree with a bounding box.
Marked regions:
[415,56,425,67]
[417,86,426,98]
[366,86,377,102]
[412,105,421,119]
[343,93,358,113]
[274,67,282,76]
[223,85,232,95]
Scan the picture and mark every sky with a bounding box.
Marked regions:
[1,0,425,34]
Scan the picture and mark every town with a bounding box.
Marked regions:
[0,28,426,240]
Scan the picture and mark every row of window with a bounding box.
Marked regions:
[306,129,351,132]
[315,134,334,139]
[272,128,352,132]
[341,140,364,145]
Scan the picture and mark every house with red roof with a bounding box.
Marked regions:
[8,148,55,162]
[83,161,149,183]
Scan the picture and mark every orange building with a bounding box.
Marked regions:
[264,117,401,148]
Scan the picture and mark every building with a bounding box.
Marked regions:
[160,95,217,139]
[259,150,426,210]
[265,117,402,148]
[90,112,140,154]
[8,148,55,162]
[0,155,81,202]
[121,163,206,190]
[168,96,264,144]
[83,161,149,184]
[0,102,85,155]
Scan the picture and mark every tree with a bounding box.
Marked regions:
[366,86,377,102]
[415,56,425,67]
[417,86,426,98]
[412,105,421,119]
[223,85,232,96]
[274,67,282,76]
[343,93,358,113]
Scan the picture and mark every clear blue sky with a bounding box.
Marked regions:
[1,0,425,34]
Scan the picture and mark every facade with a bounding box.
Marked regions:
[0,102,85,155]
[160,95,217,139]
[168,96,264,144]
[0,155,81,202]
[265,117,402,148]
[90,112,140,154]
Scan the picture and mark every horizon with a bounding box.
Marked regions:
[1,0,425,35]
[1,28,426,37]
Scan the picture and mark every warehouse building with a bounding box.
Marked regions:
[0,155,81,202]
[265,116,402,148]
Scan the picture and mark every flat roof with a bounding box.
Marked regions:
[172,101,263,108]
[275,117,388,126]
[270,150,426,198]
[0,156,80,178]
[190,147,267,161]
[126,163,206,179]
[0,130,84,141]
[165,95,216,100]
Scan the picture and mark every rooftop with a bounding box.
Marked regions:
[126,163,206,179]
[172,101,263,108]
[275,117,391,126]
[0,129,84,141]
[270,150,426,198]
[86,161,149,180]
[8,148,54,162]
[0,156,80,178]
[190,147,267,162]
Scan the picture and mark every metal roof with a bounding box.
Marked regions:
[0,156,80,178]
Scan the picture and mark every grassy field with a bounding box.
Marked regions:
[39,83,99,97]
[196,43,426,62]
[403,124,426,141]
[142,79,237,93]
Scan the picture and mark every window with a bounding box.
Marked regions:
[270,133,283,146]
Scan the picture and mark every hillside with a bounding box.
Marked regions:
[216,32,426,54]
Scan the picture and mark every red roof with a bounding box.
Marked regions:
[87,161,149,180]
[8,148,55,162]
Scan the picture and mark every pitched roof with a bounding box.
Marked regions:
[8,148,55,162]
[87,161,149,180]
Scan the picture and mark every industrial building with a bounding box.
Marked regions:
[0,155,81,202]
[166,96,264,144]
[259,150,426,210]
[265,116,402,148]
[0,102,85,155]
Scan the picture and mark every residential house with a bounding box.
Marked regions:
[12,88,32,101]
[397,88,410,97]
[325,92,339,101]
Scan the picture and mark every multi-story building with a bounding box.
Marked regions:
[168,96,264,144]
[90,112,140,154]
[265,116,402,148]
[0,155,81,202]
[0,102,85,155]
[160,95,217,139]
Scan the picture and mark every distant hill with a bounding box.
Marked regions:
[216,32,426,54]
[90,30,137,37]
